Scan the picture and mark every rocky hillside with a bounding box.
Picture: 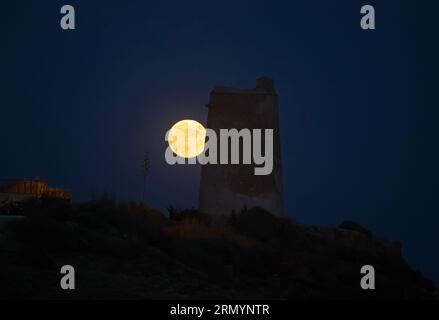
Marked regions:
[0,197,436,299]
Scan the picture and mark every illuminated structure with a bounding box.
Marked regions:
[0,178,70,203]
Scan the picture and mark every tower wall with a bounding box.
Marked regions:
[198,78,284,216]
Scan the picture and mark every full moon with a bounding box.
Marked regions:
[167,119,206,158]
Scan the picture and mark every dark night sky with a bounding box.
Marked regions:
[2,1,439,284]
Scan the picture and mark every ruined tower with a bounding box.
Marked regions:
[198,77,284,216]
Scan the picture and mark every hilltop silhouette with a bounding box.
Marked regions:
[0,196,437,299]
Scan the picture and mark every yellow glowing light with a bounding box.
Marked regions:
[168,119,206,158]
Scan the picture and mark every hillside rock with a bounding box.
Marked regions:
[0,202,437,299]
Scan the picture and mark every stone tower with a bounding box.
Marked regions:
[198,77,284,216]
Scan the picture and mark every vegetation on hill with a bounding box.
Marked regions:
[0,196,436,299]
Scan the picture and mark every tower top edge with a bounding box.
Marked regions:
[211,77,276,96]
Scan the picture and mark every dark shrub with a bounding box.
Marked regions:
[232,207,292,242]
[169,207,210,225]
[9,216,84,252]
[339,220,372,237]
[21,196,73,221]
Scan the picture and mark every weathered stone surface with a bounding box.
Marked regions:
[199,78,284,216]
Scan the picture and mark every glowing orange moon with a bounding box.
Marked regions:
[168,119,206,158]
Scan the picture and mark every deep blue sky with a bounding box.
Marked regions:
[2,1,438,284]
